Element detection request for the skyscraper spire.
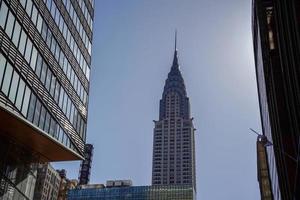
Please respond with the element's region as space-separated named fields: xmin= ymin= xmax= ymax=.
xmin=173 ymin=30 xmax=179 ymax=67
xmin=175 ymin=29 xmax=177 ymax=50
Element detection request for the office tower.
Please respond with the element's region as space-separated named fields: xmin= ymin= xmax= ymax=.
xmin=33 ymin=163 xmax=61 ymax=200
xmin=78 ymin=144 xmax=94 ymax=185
xmin=151 ymin=35 xmax=196 ymax=191
xmin=257 ymin=136 xmax=273 ymax=200
xmin=252 ymin=0 xmax=300 ymax=199
xmin=68 ymin=181 xmax=194 ymax=200
xmin=0 ymin=0 xmax=94 ymax=198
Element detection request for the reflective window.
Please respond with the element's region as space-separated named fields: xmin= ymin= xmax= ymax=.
xmin=8 ymin=70 xmax=20 ymax=103
xmin=0 ymin=1 xmax=8 ymax=28
xmin=31 ymin=6 xmax=38 ymax=25
xmin=5 ymin=12 xmax=15 ymax=38
xmin=30 ymin=47 xmax=38 ymax=71
xmin=36 ymin=14 xmax=43 ymax=32
xmin=27 ymin=93 xmax=36 ymax=122
xmin=1 ymin=62 xmax=13 ymax=96
xmin=50 ymin=76 xmax=56 ymax=96
xmin=15 ymin=79 xmax=25 ymax=110
xmin=40 ymin=62 xmax=47 ymax=84
xmin=18 ymin=30 xmax=27 ymax=55
xmin=59 ymin=88 xmax=64 ymax=108
xmin=0 ymin=54 xmax=5 ymax=84
xmin=44 ymin=112 xmax=50 ymax=133
xmin=21 ymin=86 xmax=31 ymax=116
xmin=25 ymin=0 xmax=33 ymax=15
xmin=54 ymin=83 xmax=60 ymax=102
xmin=20 ymin=0 xmax=26 ymax=7
xmin=33 ymin=99 xmax=41 ymax=126
xmin=24 ymin=39 xmax=33 ymax=63
xmin=45 ymin=68 xmax=52 ymax=91
xmin=39 ymin=106 xmax=46 ymax=130
xmin=35 ymin=54 xmax=43 ymax=77
xmin=12 ymin=21 xmax=21 ymax=46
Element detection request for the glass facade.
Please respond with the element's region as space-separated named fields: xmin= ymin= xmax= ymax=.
xmin=68 ymin=185 xmax=195 ymax=200
xmin=0 ymin=0 xmax=94 ymax=198
xmin=0 ymin=0 xmax=94 ymax=160
xmin=252 ymin=0 xmax=300 ymax=199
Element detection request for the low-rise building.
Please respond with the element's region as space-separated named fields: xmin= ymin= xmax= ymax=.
xmin=68 ymin=180 xmax=194 ymax=200
xmin=56 ymin=169 xmax=78 ymax=200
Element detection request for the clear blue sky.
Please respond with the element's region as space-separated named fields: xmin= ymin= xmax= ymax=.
xmin=53 ymin=0 xmax=262 ymax=199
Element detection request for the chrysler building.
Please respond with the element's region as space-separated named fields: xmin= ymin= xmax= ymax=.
xmin=152 ymin=34 xmax=196 ymax=191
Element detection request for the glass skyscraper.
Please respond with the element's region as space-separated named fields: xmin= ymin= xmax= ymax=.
xmin=0 ymin=0 xmax=94 ymax=198
xmin=252 ymin=0 xmax=300 ymax=199
xmin=151 ymin=35 xmax=196 ymax=192
xmin=68 ymin=185 xmax=195 ymax=200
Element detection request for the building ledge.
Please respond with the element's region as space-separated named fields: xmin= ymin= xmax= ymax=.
xmin=0 ymin=104 xmax=83 ymax=162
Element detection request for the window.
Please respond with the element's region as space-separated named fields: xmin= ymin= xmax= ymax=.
xmin=30 ymin=47 xmax=38 ymax=70
xmin=2 ymin=62 xmax=13 ymax=96
xmin=31 ymin=6 xmax=38 ymax=25
xmin=41 ymin=22 xmax=47 ymax=40
xmin=21 ymin=86 xmax=31 ymax=116
xmin=5 ymin=11 xmax=15 ymax=38
xmin=44 ymin=112 xmax=50 ymax=132
xmin=36 ymin=14 xmax=43 ymax=32
xmin=20 ymin=0 xmax=26 ymax=7
xmin=50 ymin=76 xmax=56 ymax=96
xmin=59 ymin=88 xmax=64 ymax=108
xmin=0 ymin=1 xmax=8 ymax=28
xmin=8 ymin=70 xmax=20 ymax=103
xmin=18 ymin=30 xmax=27 ymax=55
xmin=54 ymin=83 xmax=60 ymax=102
xmin=12 ymin=21 xmax=21 ymax=46
xmin=39 ymin=106 xmax=46 ymax=130
xmin=49 ymin=119 xmax=57 ymax=137
xmin=0 ymin=54 xmax=6 ymax=84
xmin=35 ymin=54 xmax=43 ymax=77
xmin=24 ymin=39 xmax=33 ymax=63
xmin=62 ymin=94 xmax=68 ymax=113
xmin=27 ymin=93 xmax=36 ymax=122
xmin=15 ymin=79 xmax=25 ymax=110
xmin=33 ymin=99 xmax=41 ymax=126
xmin=25 ymin=0 xmax=33 ymax=16
xmin=45 ymin=68 xmax=52 ymax=91
xmin=40 ymin=62 xmax=47 ymax=84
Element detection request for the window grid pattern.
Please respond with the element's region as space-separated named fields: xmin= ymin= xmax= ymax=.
xmin=73 ymin=0 xmax=93 ymax=32
xmin=2 ymin=0 xmax=88 ymax=140
xmin=64 ymin=0 xmax=92 ymax=46
xmin=46 ymin=0 xmax=92 ymax=66
xmin=37 ymin=0 xmax=91 ymax=84
xmin=0 ymin=26 xmax=84 ymax=153
xmin=0 ymin=52 xmax=76 ymax=152
xmin=82 ymin=0 xmax=93 ymax=20
xmin=68 ymin=185 xmax=195 ymax=200
xmin=6 ymin=0 xmax=88 ymax=118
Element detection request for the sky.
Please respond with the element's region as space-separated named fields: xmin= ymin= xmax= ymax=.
xmin=53 ymin=0 xmax=262 ymax=199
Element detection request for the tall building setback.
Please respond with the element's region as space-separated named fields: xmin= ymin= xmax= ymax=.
xmin=0 ymin=0 xmax=94 ymax=198
xmin=252 ymin=0 xmax=300 ymax=199
xmin=78 ymin=144 xmax=94 ymax=185
xmin=151 ymin=35 xmax=196 ymax=191
xmin=33 ymin=163 xmax=61 ymax=200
